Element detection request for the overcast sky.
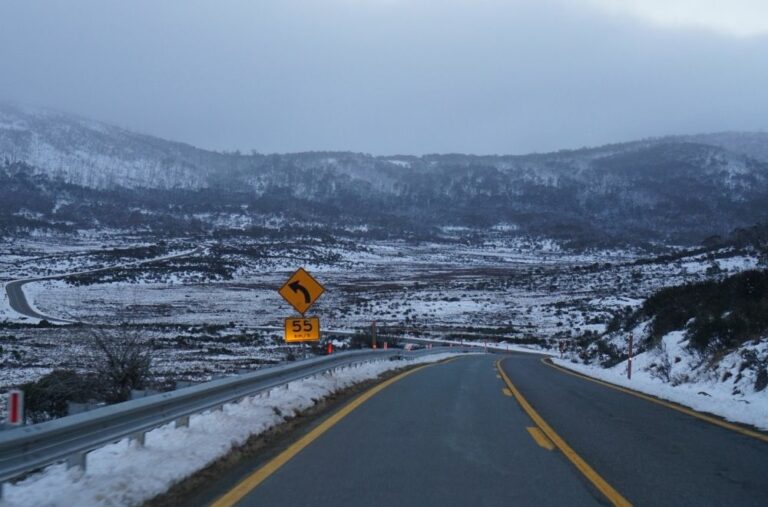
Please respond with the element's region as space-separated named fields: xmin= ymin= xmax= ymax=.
xmin=1 ymin=0 xmax=767 ymax=155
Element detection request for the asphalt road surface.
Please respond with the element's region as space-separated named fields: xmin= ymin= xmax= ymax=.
xmin=202 ymin=353 xmax=768 ymax=507
xmin=4 ymin=279 xmax=68 ymax=322
xmin=500 ymin=354 xmax=768 ymax=506
xmin=3 ymin=247 xmax=203 ymax=323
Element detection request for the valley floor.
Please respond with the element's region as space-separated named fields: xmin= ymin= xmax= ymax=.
xmin=0 ymin=231 xmax=764 ymax=417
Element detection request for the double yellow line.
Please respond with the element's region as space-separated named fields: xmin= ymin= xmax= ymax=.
xmin=496 ymin=359 xmax=633 ymax=507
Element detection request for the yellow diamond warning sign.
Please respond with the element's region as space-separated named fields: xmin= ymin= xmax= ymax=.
xmin=279 ymin=267 xmax=325 ymax=315
xmin=284 ymin=317 xmax=321 ymax=342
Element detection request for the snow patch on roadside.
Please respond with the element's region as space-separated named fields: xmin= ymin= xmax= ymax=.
xmin=2 ymin=352 xmax=468 ymax=507
xmin=554 ymin=336 xmax=768 ymax=431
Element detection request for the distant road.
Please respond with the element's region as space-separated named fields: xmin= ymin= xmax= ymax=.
xmin=192 ymin=353 xmax=768 ymax=506
xmin=3 ymin=247 xmax=203 ymax=324
xmin=4 ymin=278 xmax=70 ymax=323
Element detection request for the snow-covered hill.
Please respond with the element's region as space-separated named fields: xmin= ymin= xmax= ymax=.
xmin=3 ymin=102 xmax=768 ymax=244
xmin=571 ymin=265 xmax=768 ymax=424
xmin=0 ymin=103 xmax=224 ymax=188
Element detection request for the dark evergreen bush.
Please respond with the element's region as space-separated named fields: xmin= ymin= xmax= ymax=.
xmin=634 ymin=270 xmax=768 ymax=351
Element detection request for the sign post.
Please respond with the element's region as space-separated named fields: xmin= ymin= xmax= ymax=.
xmin=7 ymin=389 xmax=24 ymax=426
xmin=279 ymin=268 xmax=326 ymax=343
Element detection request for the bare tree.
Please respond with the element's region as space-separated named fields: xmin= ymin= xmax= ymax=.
xmin=87 ymin=326 xmax=153 ymax=403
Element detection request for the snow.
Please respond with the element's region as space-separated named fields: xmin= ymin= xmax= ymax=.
xmin=588 ymin=296 xmax=643 ymax=309
xmin=716 ymin=256 xmax=759 ymax=272
xmin=0 ymin=247 xmax=200 ymax=324
xmin=14 ymin=282 xmax=52 ymax=321
xmin=3 ymin=233 xmax=765 ymax=421
xmin=0 ymin=282 xmax=39 ymax=324
xmin=1 ymin=352 xmax=468 ymax=507
xmin=553 ymin=336 xmax=768 ymax=431
xmin=406 ymin=336 xmax=553 ymax=356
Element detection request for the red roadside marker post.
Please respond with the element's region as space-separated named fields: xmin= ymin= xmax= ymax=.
xmin=371 ymin=320 xmax=377 ymax=349
xmin=7 ymin=389 xmax=24 ymax=426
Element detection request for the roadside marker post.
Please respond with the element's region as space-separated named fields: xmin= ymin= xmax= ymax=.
xmin=627 ymin=333 xmax=633 ymax=380
xmin=7 ymin=389 xmax=24 ymax=426
xmin=371 ymin=321 xmax=377 ymax=349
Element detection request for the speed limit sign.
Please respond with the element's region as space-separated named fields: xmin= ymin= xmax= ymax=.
xmin=284 ymin=317 xmax=321 ymax=342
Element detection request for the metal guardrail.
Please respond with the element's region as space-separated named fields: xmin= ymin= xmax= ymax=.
xmin=0 ymin=346 xmax=466 ymax=487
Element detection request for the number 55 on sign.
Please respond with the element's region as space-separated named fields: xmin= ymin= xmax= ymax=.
xmin=284 ymin=317 xmax=320 ymax=342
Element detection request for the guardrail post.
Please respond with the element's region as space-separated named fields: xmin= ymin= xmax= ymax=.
xmin=175 ymin=415 xmax=190 ymax=428
xmin=67 ymin=452 xmax=87 ymax=471
xmin=130 ymin=431 xmax=146 ymax=446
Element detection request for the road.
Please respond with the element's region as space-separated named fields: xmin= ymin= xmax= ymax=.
xmin=4 ymin=279 xmax=69 ymax=322
xmin=196 ymin=353 xmax=768 ymax=507
xmin=3 ymin=247 xmax=203 ymax=323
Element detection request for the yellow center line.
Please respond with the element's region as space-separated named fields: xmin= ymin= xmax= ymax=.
xmin=541 ymin=358 xmax=768 ymax=444
xmin=210 ymin=358 xmax=459 ymax=507
xmin=527 ymin=427 xmax=555 ymax=451
xmin=496 ymin=360 xmax=632 ymax=507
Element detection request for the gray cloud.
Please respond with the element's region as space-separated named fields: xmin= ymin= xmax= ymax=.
xmin=1 ymin=0 xmax=766 ymax=155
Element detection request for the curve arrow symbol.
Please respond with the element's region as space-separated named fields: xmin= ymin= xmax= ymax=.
xmin=289 ymin=281 xmax=311 ymax=303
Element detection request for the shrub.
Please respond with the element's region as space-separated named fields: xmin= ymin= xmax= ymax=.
xmin=21 ymin=370 xmax=99 ymax=423
xmin=88 ymin=328 xmax=154 ymax=403
xmin=634 ymin=270 xmax=768 ymax=351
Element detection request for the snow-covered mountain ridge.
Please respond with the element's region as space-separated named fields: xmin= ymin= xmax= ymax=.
xmin=3 ymin=102 xmax=767 ymax=191
xmin=0 ymin=103 xmax=228 ymax=189
xmin=2 ymin=102 xmax=768 ymax=244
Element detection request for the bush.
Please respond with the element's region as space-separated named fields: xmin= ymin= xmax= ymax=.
xmin=755 ymin=368 xmax=768 ymax=392
xmin=88 ymin=328 xmax=154 ymax=403
xmin=634 ymin=270 xmax=768 ymax=351
xmin=21 ymin=370 xmax=99 ymax=423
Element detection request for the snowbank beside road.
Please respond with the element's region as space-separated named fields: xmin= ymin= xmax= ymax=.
xmin=553 ymin=336 xmax=768 ymax=432
xmin=2 ymin=352 xmax=466 ymax=507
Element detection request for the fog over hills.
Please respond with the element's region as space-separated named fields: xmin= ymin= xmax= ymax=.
xmin=2 ymin=102 xmax=767 ymax=245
